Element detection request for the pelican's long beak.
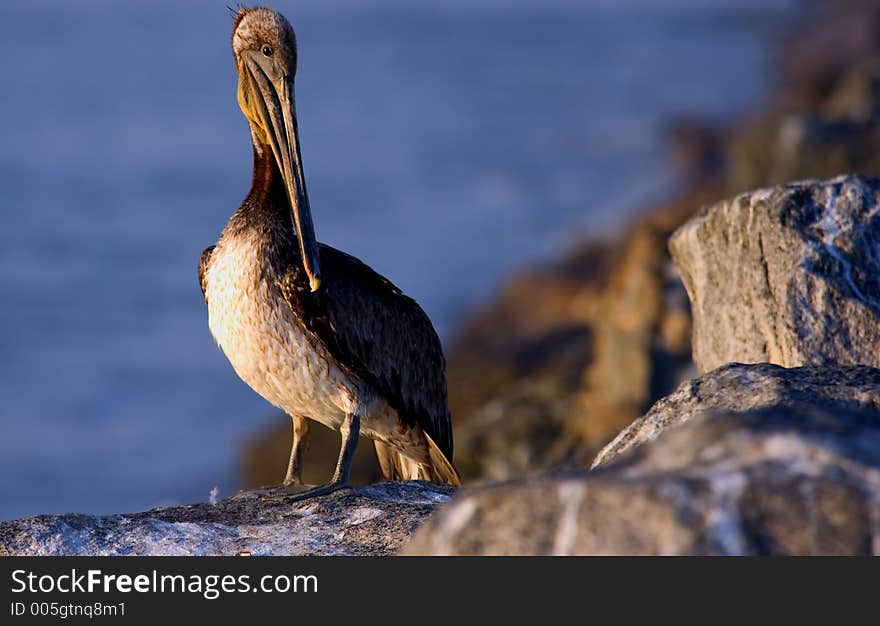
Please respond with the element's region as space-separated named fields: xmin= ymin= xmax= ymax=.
xmin=246 ymin=58 xmax=321 ymax=291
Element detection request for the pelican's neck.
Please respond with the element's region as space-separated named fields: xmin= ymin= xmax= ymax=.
xmin=247 ymin=142 xmax=289 ymax=214
xmin=223 ymin=140 xmax=299 ymax=273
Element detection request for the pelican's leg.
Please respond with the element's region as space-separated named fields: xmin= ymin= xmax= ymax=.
xmin=283 ymin=415 xmax=310 ymax=486
xmin=281 ymin=411 xmax=360 ymax=502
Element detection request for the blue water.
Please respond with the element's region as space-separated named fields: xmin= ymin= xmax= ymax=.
xmin=0 ymin=0 xmax=793 ymax=519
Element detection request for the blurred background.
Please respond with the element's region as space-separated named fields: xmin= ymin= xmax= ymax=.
xmin=7 ymin=0 xmax=875 ymax=520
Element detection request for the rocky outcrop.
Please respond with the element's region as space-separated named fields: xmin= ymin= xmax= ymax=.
xmin=570 ymin=221 xmax=694 ymax=452
xmin=0 ymin=482 xmax=453 ymax=556
xmin=404 ymin=364 xmax=880 ymax=555
xmin=592 ymin=362 xmax=880 ymax=468
xmin=670 ymin=175 xmax=880 ymax=373
xmin=729 ymin=2 xmax=880 ymax=195
xmin=443 ymin=0 xmax=880 ymax=480
xmin=445 ymin=199 xmax=700 ymax=481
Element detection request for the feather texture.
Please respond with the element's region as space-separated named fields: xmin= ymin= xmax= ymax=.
xmin=278 ymin=244 xmax=454 ymax=462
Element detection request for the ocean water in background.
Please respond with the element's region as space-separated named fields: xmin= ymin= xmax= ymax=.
xmin=0 ymin=0 xmax=793 ymax=519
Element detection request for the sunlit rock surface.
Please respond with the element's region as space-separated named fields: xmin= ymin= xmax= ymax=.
xmin=0 ymin=482 xmax=453 ymax=556
xmin=405 ymin=364 xmax=880 ymax=555
xmin=592 ymin=362 xmax=880 ymax=468
xmin=671 ymin=175 xmax=880 ymax=373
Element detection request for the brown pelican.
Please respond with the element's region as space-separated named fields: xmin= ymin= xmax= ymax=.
xmin=199 ymin=6 xmax=460 ymax=499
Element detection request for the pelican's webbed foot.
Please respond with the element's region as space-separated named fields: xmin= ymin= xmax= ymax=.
xmin=275 ymin=480 xmax=349 ymax=502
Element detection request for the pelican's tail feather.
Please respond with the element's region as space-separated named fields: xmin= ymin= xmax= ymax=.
xmin=373 ymin=435 xmax=461 ymax=486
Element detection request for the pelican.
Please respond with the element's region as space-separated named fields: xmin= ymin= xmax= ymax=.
xmin=199 ymin=6 xmax=460 ymax=499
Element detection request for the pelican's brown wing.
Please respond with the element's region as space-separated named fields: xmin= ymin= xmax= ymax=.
xmin=278 ymin=244 xmax=453 ymax=460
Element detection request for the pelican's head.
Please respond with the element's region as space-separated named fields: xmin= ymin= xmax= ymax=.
xmin=233 ymin=6 xmax=320 ymax=292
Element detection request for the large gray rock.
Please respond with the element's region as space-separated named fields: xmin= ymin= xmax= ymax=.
xmin=0 ymin=482 xmax=453 ymax=556
xmin=592 ymin=362 xmax=880 ymax=468
xmin=404 ymin=364 xmax=880 ymax=555
xmin=670 ymin=175 xmax=880 ymax=373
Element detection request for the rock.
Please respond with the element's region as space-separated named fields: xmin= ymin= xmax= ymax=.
xmin=569 ymin=222 xmax=694 ymax=454
xmin=723 ymin=0 xmax=880 ymax=195
xmin=728 ymin=35 xmax=880 ymax=195
xmin=670 ymin=175 xmax=880 ymax=373
xmin=443 ymin=240 xmax=615 ymax=480
xmin=665 ymin=118 xmax=725 ymax=184
xmin=592 ymin=362 xmax=880 ymax=468
xmin=727 ymin=110 xmax=880 ymax=195
xmin=821 ymin=59 xmax=880 ymax=122
xmin=404 ymin=364 xmax=880 ymax=555
xmin=0 ymin=482 xmax=453 ymax=556
xmin=777 ymin=0 xmax=880 ymax=112
xmin=445 ymin=192 xmax=705 ymax=481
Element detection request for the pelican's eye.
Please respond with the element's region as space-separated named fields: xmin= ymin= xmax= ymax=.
xmin=261 ymin=44 xmax=273 ymax=57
